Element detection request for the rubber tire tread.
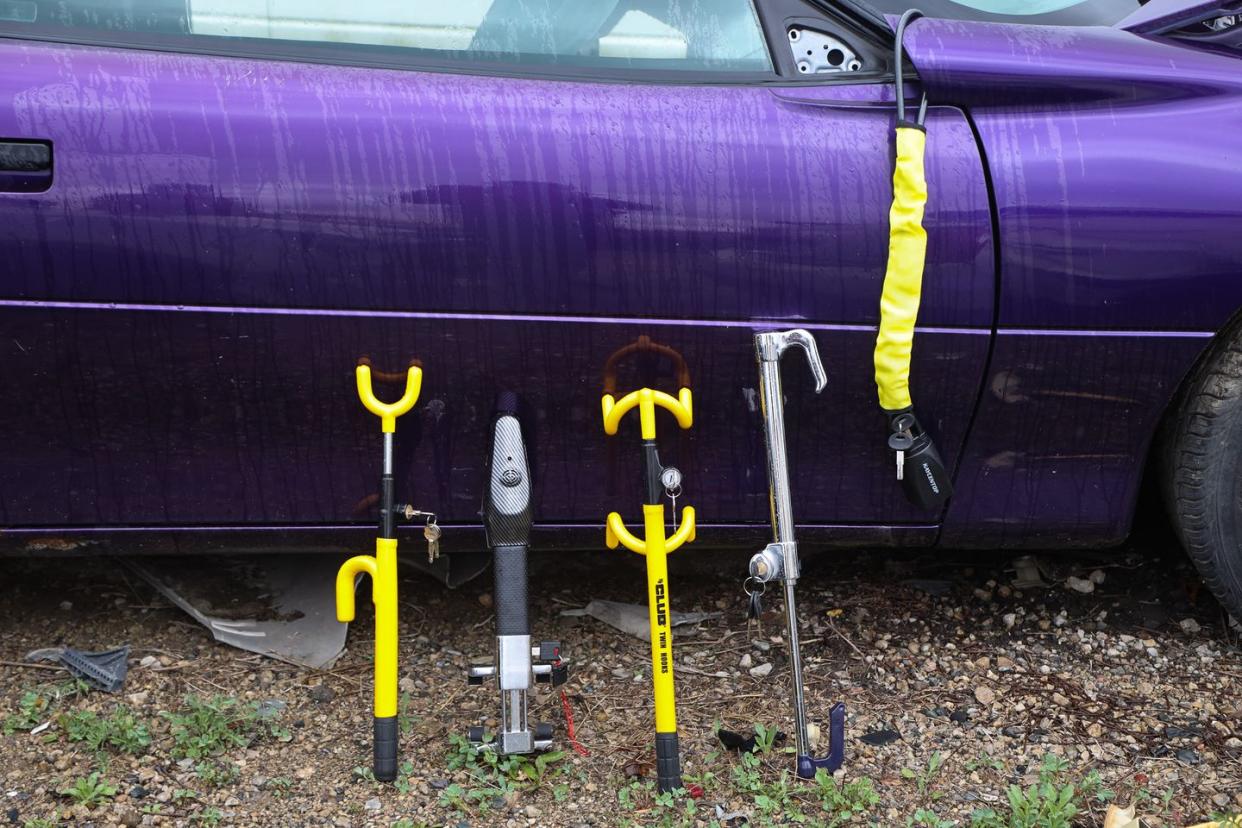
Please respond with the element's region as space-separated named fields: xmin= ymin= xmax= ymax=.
xmin=1161 ymin=317 xmax=1242 ymax=621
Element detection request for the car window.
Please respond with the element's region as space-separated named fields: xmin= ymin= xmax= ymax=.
xmin=861 ymin=0 xmax=1144 ymax=26
xmin=0 ymin=0 xmax=773 ymax=73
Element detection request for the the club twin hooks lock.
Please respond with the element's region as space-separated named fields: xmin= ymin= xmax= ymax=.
xmin=335 ymin=359 xmax=424 ymax=782
xmin=601 ymin=384 xmax=696 ymax=793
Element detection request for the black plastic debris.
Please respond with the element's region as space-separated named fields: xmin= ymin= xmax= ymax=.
xmin=59 ymin=645 xmax=129 ymax=693
xmin=716 ymin=726 xmax=787 ymax=754
xmin=860 ymin=727 xmax=901 ymax=746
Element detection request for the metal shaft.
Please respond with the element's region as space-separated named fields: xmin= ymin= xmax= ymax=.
xmin=756 ymin=354 xmax=812 ymax=767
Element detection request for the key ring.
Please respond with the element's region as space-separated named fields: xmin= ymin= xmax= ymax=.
xmin=743 ymin=576 xmax=766 ymax=598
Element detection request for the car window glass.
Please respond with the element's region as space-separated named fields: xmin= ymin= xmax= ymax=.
xmin=861 ymin=0 xmax=1142 ymax=26
xmin=0 ymin=0 xmax=774 ymax=72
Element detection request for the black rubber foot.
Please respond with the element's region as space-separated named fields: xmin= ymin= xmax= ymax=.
xmin=534 ymin=722 xmax=554 ymax=742
xmin=655 ymin=732 xmax=682 ymax=793
xmin=374 ymin=716 xmax=398 ymax=781
xmin=468 ymin=726 xmax=487 ymax=744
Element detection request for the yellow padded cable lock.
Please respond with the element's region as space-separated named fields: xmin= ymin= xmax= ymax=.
xmin=874 ymin=125 xmax=927 ymax=414
xmin=873 ymin=8 xmax=953 ymax=511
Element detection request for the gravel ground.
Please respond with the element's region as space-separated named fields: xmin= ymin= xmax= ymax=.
xmin=2 ymin=526 xmax=1240 ymax=827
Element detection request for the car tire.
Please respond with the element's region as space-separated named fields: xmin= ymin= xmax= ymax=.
xmin=1162 ymin=321 xmax=1242 ymax=621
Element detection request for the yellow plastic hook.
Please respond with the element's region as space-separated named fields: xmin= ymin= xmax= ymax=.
xmin=601 ymin=387 xmax=692 ymax=440
xmin=356 ymin=363 xmax=422 ymax=433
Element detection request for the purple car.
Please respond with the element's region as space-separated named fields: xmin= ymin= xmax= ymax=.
xmin=1 ymin=0 xmax=1241 ymax=612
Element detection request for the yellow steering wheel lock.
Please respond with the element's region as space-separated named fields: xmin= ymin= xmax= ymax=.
xmin=335 ymin=358 xmax=425 ymax=781
xmin=601 ymin=383 xmax=696 ymax=793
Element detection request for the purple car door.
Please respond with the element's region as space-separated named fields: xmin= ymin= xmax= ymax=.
xmin=0 ymin=1 xmax=993 ymax=544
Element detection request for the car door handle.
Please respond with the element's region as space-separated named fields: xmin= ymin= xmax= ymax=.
xmin=0 ymin=140 xmax=52 ymax=193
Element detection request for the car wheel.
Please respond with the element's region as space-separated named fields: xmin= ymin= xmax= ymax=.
xmin=1163 ymin=322 xmax=1242 ymax=621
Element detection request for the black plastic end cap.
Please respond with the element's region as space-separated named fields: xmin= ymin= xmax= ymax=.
xmin=534 ymin=722 xmax=554 ymax=742
xmin=655 ymin=732 xmax=682 ymax=793
xmin=373 ymin=716 xmax=399 ymax=782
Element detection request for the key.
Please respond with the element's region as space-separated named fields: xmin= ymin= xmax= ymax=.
xmin=887 ymin=431 xmax=914 ymax=482
xmin=747 ymin=588 xmax=763 ymax=621
xmin=424 ymin=520 xmax=442 ymax=563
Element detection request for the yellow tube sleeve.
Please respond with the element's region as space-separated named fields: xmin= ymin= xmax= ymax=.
xmin=874 ymin=126 xmax=928 ymax=413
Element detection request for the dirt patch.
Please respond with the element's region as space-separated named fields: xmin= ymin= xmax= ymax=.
xmin=1 ymin=532 xmax=1240 ymax=827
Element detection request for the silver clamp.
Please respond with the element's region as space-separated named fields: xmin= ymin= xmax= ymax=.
xmin=748 ymin=540 xmax=801 ymax=584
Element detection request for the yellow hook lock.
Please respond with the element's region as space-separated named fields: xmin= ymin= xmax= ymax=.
xmin=601 ymin=382 xmax=694 ymax=792
xmin=336 ymin=359 xmax=423 ymax=781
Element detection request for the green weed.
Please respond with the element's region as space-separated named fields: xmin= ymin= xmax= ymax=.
xmin=161 ymin=695 xmax=288 ymax=760
xmin=969 ymin=754 xmax=1103 ymax=828
xmin=4 ymin=681 xmax=90 ymax=734
xmin=60 ymin=707 xmax=151 ymax=755
xmin=815 ymin=770 xmax=880 ymax=825
xmin=194 ymin=759 xmax=240 ymax=788
xmin=57 ymin=772 xmax=117 ymax=809
xmin=903 ymin=751 xmax=947 ymax=801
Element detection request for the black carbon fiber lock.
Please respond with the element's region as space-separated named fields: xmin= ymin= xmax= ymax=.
xmin=888 ymin=411 xmax=953 ymax=511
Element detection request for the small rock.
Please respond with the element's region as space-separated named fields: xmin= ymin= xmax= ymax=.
xmin=430 ymin=778 xmax=450 ymax=790
xmin=974 ymin=686 xmax=996 ymax=705
xmin=129 ymin=786 xmax=148 ymax=800
xmin=996 ymin=656 xmax=1015 ymax=669
xmin=751 ymin=640 xmax=771 ymax=652
xmin=309 ymin=684 xmax=335 ymax=704
xmin=1066 ymin=576 xmax=1095 ymax=594
xmin=525 ymin=806 xmax=542 ymax=819
xmin=860 ymin=728 xmax=901 ymax=746
xmin=478 ymin=592 xmax=494 ymax=609
xmin=398 ymin=676 xmax=416 ymax=693
xmin=1052 ymin=693 xmax=1070 ymax=707
xmin=115 ymin=805 xmax=141 ymax=827
xmin=739 ymin=654 xmax=753 ymax=669
xmin=1176 ymin=748 xmax=1201 ymax=765
xmin=364 ymin=798 xmax=381 ymax=812
xmin=295 ymin=766 xmax=316 ymax=780
xmin=58 ymin=601 xmax=72 ymax=611
xmin=1088 ymin=569 xmax=1106 ymax=585
xmin=1087 ymin=723 xmax=1103 ymax=738
xmin=139 ymin=655 xmax=159 ymax=669
xmin=1179 ymin=618 xmax=1201 ymax=634
xmin=748 ymin=662 xmax=773 ymax=678
xmin=1002 ymin=613 xmax=1017 ymax=630
xmin=126 ymin=691 xmax=149 ymax=706
xmin=973 ymin=657 xmax=990 ymax=670
xmin=949 ymin=708 xmax=970 ymax=724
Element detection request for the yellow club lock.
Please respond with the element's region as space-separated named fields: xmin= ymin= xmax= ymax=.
xmin=601 ymin=376 xmax=694 ymax=793
xmin=336 ymin=359 xmax=422 ymax=782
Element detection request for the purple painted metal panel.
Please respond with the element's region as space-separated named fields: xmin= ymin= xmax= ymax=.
xmin=0 ymin=304 xmax=987 ymax=527
xmin=941 ymin=330 xmax=1210 ymax=547
xmin=905 ymin=19 xmax=1242 ymax=332
xmin=0 ymin=38 xmax=995 ymax=534
xmin=0 ymin=39 xmax=992 ymax=328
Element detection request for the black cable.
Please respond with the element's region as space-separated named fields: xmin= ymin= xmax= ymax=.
xmin=894 ymin=8 xmax=924 ymax=125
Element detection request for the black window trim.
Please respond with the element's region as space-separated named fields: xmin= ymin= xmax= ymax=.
xmin=0 ymin=0 xmax=899 ymax=88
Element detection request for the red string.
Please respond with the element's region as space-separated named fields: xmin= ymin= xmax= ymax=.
xmin=559 ymin=688 xmax=590 ymax=757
